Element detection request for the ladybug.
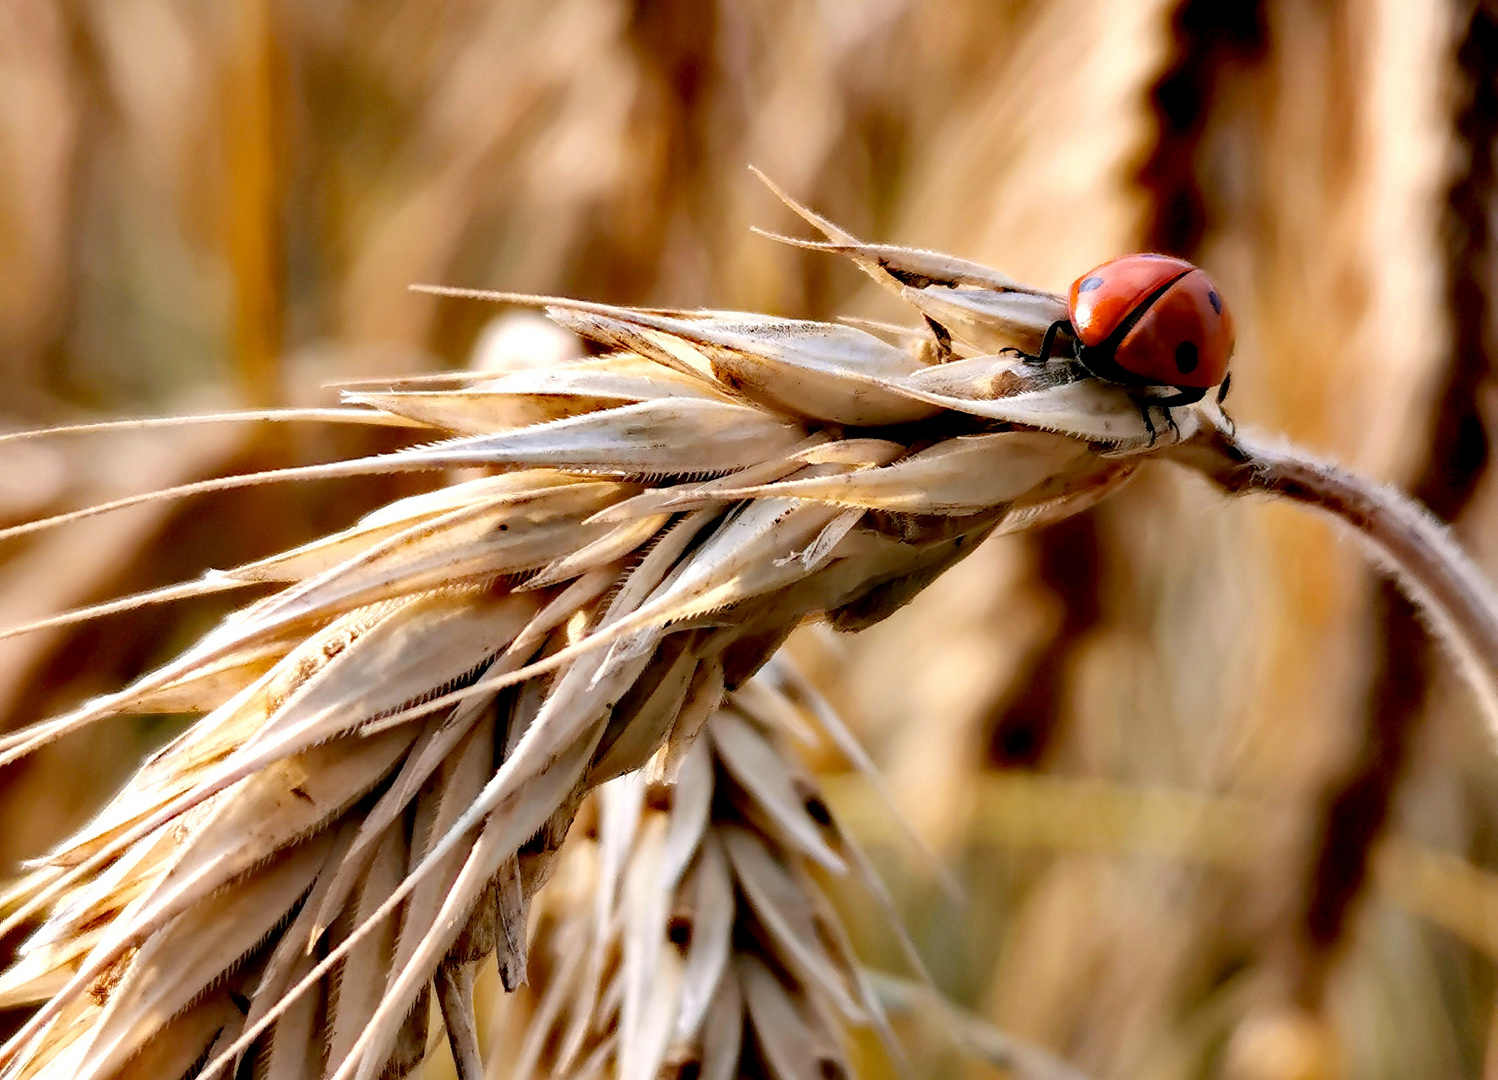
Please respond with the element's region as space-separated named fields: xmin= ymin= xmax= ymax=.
xmin=1026 ymin=254 xmax=1235 ymax=407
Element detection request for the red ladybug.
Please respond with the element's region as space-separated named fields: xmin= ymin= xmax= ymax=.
xmin=1028 ymin=254 xmax=1235 ymax=406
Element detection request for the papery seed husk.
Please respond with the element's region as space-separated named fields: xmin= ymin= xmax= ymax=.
xmin=389 ymin=397 xmax=808 ymax=478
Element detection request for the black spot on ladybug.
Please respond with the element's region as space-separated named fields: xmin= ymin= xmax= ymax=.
xmin=1174 ymin=341 xmax=1199 ymax=374
xmin=1207 ymin=290 xmax=1222 ymax=314
xmin=1077 ymin=276 xmax=1104 ymax=293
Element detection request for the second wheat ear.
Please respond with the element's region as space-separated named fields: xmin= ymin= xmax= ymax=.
xmin=0 ymin=178 xmax=1492 ymax=1080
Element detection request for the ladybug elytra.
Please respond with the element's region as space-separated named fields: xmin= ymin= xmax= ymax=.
xmin=1026 ymin=254 xmax=1235 ymax=407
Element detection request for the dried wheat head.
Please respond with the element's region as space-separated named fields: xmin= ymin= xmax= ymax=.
xmin=0 ymin=180 xmax=1221 ymax=1080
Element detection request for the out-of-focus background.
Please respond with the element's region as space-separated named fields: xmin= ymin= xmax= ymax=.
xmin=1 ymin=1 xmax=1496 ymax=1077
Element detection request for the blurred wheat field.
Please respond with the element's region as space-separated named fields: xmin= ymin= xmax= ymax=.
xmin=1 ymin=1 xmax=1497 ymax=1079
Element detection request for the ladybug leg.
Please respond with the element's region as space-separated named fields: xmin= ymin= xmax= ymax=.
xmin=1136 ymin=386 xmax=1214 ymax=443
xmin=1134 ymin=398 xmax=1159 ymax=444
xmin=1034 ymin=319 xmax=1072 ymax=364
xmin=1131 ymin=400 xmax=1184 ymax=445
xmin=1214 ymin=376 xmax=1237 ymax=435
xmin=1002 ymin=320 xmax=1074 ymax=365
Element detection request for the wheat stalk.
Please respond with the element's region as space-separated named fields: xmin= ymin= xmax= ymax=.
xmin=0 ymin=178 xmax=1491 ymax=1080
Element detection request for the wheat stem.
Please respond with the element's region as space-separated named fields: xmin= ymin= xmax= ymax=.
xmin=1169 ymin=418 xmax=1498 ymax=716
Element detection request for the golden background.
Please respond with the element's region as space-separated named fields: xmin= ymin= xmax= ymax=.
xmin=0 ymin=1 xmax=1494 ymax=1077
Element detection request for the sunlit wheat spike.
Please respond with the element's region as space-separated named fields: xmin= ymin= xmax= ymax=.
xmin=0 ymin=195 xmax=1230 ymax=1080
xmin=508 ymin=678 xmax=908 ymax=1080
